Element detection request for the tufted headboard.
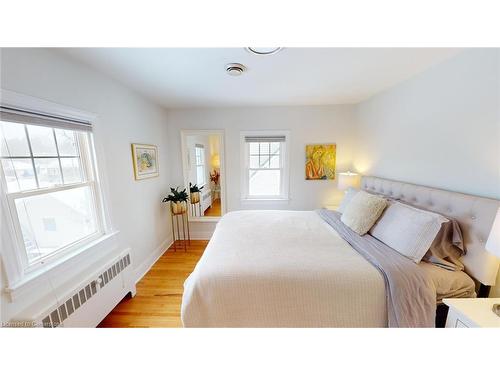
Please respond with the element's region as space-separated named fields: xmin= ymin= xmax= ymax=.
xmin=361 ymin=176 xmax=500 ymax=286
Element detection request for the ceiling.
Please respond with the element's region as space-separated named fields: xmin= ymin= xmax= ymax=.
xmin=61 ymin=48 xmax=462 ymax=109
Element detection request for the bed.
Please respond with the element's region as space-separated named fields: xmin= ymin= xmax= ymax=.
xmin=181 ymin=176 xmax=500 ymax=327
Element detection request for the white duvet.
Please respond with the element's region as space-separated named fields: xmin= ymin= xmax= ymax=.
xmin=181 ymin=210 xmax=387 ymax=327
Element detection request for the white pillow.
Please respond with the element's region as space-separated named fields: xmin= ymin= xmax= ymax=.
xmin=341 ymin=191 xmax=388 ymax=235
xmin=337 ymin=187 xmax=359 ymax=213
xmin=369 ymin=201 xmax=448 ymax=263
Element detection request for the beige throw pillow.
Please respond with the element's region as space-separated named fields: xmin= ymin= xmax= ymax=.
xmin=341 ymin=191 xmax=387 ymax=235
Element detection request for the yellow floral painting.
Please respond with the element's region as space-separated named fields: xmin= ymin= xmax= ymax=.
xmin=305 ymin=144 xmax=336 ymax=180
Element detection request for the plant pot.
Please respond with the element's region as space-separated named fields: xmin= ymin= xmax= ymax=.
xmin=171 ymin=201 xmax=187 ymax=215
xmin=190 ymin=191 xmax=200 ymax=204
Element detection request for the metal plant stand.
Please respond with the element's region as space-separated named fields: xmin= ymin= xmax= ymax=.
xmin=170 ymin=206 xmax=190 ymax=252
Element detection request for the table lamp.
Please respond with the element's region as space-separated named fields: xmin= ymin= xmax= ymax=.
xmin=211 ymin=153 xmax=220 ymax=169
xmin=338 ymin=171 xmax=361 ymax=191
xmin=485 ymin=207 xmax=500 ymax=317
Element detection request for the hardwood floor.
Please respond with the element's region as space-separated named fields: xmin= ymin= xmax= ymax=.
xmin=98 ymin=240 xmax=207 ymax=328
xmin=204 ymin=198 xmax=221 ymax=216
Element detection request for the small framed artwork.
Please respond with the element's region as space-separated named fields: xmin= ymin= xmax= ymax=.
xmin=131 ymin=143 xmax=159 ymax=180
xmin=305 ymin=144 xmax=336 ymax=180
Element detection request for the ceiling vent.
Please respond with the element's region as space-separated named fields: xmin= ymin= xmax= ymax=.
xmin=246 ymin=47 xmax=282 ymax=55
xmin=225 ymin=63 xmax=246 ymax=76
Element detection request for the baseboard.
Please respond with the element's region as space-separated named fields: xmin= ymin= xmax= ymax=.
xmin=134 ymin=236 xmax=173 ymax=284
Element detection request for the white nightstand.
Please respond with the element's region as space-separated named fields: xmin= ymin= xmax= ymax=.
xmin=443 ymin=298 xmax=500 ymax=328
xmin=323 ymin=205 xmax=339 ymax=211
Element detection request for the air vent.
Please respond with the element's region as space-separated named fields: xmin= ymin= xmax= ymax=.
xmin=245 ymin=47 xmax=282 ymax=55
xmin=41 ymin=254 xmax=131 ymax=328
xmin=225 ymin=63 xmax=246 ymax=76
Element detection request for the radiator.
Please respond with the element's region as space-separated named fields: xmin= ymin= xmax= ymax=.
xmin=200 ymin=189 xmax=212 ymax=214
xmin=37 ymin=252 xmax=134 ymax=328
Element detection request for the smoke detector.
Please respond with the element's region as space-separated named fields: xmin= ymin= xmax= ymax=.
xmin=225 ymin=63 xmax=246 ymax=76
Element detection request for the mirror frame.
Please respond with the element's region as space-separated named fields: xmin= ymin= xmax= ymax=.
xmin=180 ymin=129 xmax=226 ymax=222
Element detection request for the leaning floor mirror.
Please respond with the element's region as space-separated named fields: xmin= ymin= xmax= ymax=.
xmin=180 ymin=130 xmax=226 ymax=221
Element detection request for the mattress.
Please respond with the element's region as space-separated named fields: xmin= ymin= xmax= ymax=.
xmin=181 ymin=210 xmax=387 ymax=327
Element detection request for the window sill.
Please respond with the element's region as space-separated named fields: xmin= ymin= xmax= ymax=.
xmin=5 ymin=231 xmax=120 ymax=302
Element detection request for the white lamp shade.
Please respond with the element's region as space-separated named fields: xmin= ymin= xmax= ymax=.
xmin=485 ymin=208 xmax=500 ymax=258
xmin=338 ymin=172 xmax=361 ymax=191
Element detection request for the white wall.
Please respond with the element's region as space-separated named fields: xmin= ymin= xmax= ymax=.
xmin=0 ymin=48 xmax=172 ymax=321
xmin=167 ymin=105 xmax=357 ymax=237
xmin=354 ymin=49 xmax=500 ymax=200
xmin=353 ymin=49 xmax=500 ymax=295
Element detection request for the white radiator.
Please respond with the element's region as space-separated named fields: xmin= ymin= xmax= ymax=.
xmin=200 ymin=188 xmax=212 ymax=215
xmin=36 ymin=252 xmax=134 ymax=328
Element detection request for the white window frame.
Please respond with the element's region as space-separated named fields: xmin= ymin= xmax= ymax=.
xmin=195 ymin=144 xmax=206 ymax=187
xmin=0 ymin=90 xmax=117 ymax=299
xmin=2 ymin=131 xmax=105 ymax=273
xmin=240 ymin=130 xmax=290 ymax=201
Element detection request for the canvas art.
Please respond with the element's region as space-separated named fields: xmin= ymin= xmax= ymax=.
xmin=305 ymin=144 xmax=336 ymax=180
xmin=131 ymin=143 xmax=159 ymax=180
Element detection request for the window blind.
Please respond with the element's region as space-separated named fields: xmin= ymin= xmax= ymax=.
xmin=0 ymin=106 xmax=93 ymax=133
xmin=244 ymin=135 xmax=286 ymax=143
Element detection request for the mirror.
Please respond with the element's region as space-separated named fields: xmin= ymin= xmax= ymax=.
xmin=181 ymin=130 xmax=225 ymax=221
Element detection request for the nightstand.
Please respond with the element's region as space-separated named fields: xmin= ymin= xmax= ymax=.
xmin=443 ymin=298 xmax=500 ymax=328
xmin=323 ymin=205 xmax=339 ymax=211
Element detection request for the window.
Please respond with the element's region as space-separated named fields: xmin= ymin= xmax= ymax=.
xmin=241 ymin=132 xmax=290 ymax=200
xmin=195 ymin=144 xmax=206 ymax=186
xmin=0 ymin=106 xmax=106 ymax=273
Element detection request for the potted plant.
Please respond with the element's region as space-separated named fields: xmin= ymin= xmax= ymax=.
xmin=162 ymin=187 xmax=188 ymax=214
xmin=189 ymin=183 xmax=201 ymax=204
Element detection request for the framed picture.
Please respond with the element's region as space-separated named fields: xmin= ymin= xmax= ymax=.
xmin=131 ymin=143 xmax=159 ymax=180
xmin=305 ymin=144 xmax=336 ymax=180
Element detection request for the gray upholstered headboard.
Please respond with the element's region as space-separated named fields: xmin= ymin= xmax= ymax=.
xmin=361 ymin=176 xmax=500 ymax=286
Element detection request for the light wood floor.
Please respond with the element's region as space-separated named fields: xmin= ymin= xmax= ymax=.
xmin=98 ymin=240 xmax=207 ymax=328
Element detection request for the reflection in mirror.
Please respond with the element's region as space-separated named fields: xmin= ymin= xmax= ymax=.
xmin=182 ymin=131 xmax=225 ymax=220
